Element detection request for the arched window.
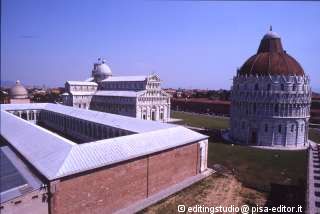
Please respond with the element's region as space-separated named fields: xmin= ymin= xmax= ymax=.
xmin=291 ymin=124 xmax=294 ymax=132
xmin=281 ymin=84 xmax=284 ymax=91
xmin=267 ymin=84 xmax=271 ymax=91
xmin=254 ymin=83 xmax=259 ymax=91
xmin=278 ymin=125 xmax=282 ymax=133
xmin=292 ymin=84 xmax=296 ymax=91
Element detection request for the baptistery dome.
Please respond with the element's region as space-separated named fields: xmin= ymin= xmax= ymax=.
xmin=239 ymin=28 xmax=304 ymax=76
xmin=229 ymin=27 xmax=311 ymax=148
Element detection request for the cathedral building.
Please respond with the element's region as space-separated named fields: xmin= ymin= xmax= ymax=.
xmin=230 ymin=28 xmax=311 ymax=147
xmin=62 ymin=59 xmax=171 ymax=122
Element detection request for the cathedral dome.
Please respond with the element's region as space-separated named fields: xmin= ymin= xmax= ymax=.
xmin=238 ymin=28 xmax=304 ymax=76
xmin=95 ymin=59 xmax=112 ymax=76
xmin=9 ymin=80 xmax=28 ymax=99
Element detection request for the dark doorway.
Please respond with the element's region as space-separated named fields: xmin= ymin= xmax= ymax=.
xmin=151 ymin=111 xmax=156 ymax=121
xmin=250 ymin=131 xmax=257 ymax=145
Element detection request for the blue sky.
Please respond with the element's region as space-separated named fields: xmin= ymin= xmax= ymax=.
xmin=1 ymin=1 xmax=320 ymax=91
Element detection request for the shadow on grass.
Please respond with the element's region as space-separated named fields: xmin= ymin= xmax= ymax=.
xmin=264 ymin=181 xmax=305 ymax=213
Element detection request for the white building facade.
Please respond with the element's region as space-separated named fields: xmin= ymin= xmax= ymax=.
xmin=62 ymin=59 xmax=171 ymax=122
xmin=230 ymin=29 xmax=311 ymax=147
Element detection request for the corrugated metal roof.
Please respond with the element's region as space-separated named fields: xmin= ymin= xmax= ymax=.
xmin=102 ymin=75 xmax=147 ymax=82
xmin=57 ymin=126 xmax=207 ymax=178
xmin=1 ymin=103 xmax=208 ymax=180
xmin=66 ymin=81 xmax=98 ymax=86
xmin=70 ymin=91 xmax=96 ymax=96
xmin=94 ymin=90 xmax=145 ymax=97
xmin=1 ymin=103 xmax=47 ymax=111
xmin=43 ymin=103 xmax=173 ymax=133
xmin=1 ymin=110 xmax=74 ymax=180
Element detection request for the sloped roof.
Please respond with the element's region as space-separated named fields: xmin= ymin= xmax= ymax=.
xmin=56 ymin=126 xmax=205 ymax=178
xmin=66 ymin=81 xmax=98 ymax=86
xmin=70 ymin=91 xmax=96 ymax=96
xmin=0 ymin=110 xmax=74 ymax=180
xmin=0 ymin=146 xmax=44 ymax=203
xmin=0 ymin=103 xmax=207 ymax=180
xmin=43 ymin=104 xmax=173 ymax=133
xmin=94 ymin=90 xmax=146 ymax=97
xmin=102 ymin=75 xmax=147 ymax=82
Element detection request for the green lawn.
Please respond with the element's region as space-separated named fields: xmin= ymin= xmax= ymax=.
xmin=309 ymin=128 xmax=320 ymax=144
xmin=172 ymin=111 xmax=307 ymax=191
xmin=141 ymin=112 xmax=308 ymax=212
xmin=207 ymin=142 xmax=307 ymax=192
xmin=171 ymin=111 xmax=229 ymax=129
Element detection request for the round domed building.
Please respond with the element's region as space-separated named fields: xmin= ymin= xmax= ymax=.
xmin=230 ymin=27 xmax=311 ymax=147
xmin=92 ymin=58 xmax=112 ymax=82
xmin=9 ymin=80 xmax=30 ymax=104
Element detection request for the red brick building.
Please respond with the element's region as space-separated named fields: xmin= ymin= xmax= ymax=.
xmin=51 ymin=143 xmax=200 ymax=213
xmin=1 ymin=103 xmax=209 ymax=214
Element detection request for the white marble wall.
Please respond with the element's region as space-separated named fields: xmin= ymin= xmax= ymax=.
xmin=62 ymin=77 xmax=171 ymax=122
xmin=230 ymin=74 xmax=311 ymax=147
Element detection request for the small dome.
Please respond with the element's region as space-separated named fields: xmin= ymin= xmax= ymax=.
xmin=238 ymin=28 xmax=305 ymax=76
xmin=9 ymin=80 xmax=28 ymax=99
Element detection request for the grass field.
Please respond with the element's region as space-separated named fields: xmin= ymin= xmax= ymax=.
xmin=141 ymin=111 xmax=308 ymax=213
xmin=172 ymin=111 xmax=307 ymax=188
xmin=142 ymin=141 xmax=306 ymax=213
xmin=309 ymin=128 xmax=320 ymax=143
xmin=141 ymin=173 xmax=267 ymax=214
xmin=208 ymin=142 xmax=307 ymax=192
xmin=171 ymin=111 xmax=229 ymax=129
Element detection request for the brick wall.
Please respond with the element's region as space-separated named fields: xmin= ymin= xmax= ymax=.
xmin=50 ymin=143 xmax=199 ymax=214
xmin=148 ymin=143 xmax=198 ymax=195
